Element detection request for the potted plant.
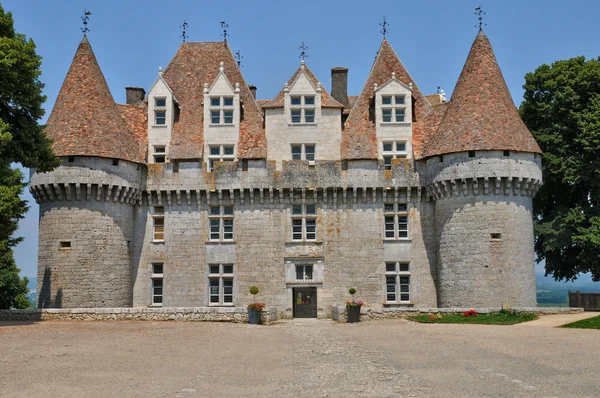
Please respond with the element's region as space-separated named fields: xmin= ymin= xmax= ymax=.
xmin=346 ymin=288 xmax=364 ymax=323
xmin=247 ymin=286 xmax=265 ymax=325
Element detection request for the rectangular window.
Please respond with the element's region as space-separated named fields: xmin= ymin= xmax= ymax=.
xmin=223 ymin=97 xmax=233 ymax=107
xmin=291 ymin=145 xmax=302 ymax=160
xmin=304 ymin=109 xmax=315 ymax=123
xmin=304 ymin=96 xmax=315 ymax=105
xmin=291 ymin=204 xmax=317 ymax=241
xmin=382 ymin=109 xmax=392 ymax=123
xmin=211 ymin=110 xmax=220 ymax=124
xmin=291 ymin=110 xmax=301 ymax=123
xmin=207 ymin=145 xmax=235 ymax=172
xmin=210 ymin=97 xmax=220 ymax=107
xmin=291 ymin=144 xmax=316 ymax=162
xmin=381 ymin=95 xmax=407 ymax=123
xmin=395 ymin=109 xmax=405 ymax=122
xmin=385 ymin=262 xmax=411 ymax=303
xmin=208 ymin=205 xmax=234 ymax=241
xmin=395 ymin=95 xmax=405 ymax=105
xmin=153 ymin=146 xmax=166 ymax=163
xmin=223 ymin=111 xmax=233 ymax=124
xmin=152 ymin=206 xmax=165 ymax=241
xmin=291 ymin=96 xmax=302 ymax=106
xmin=305 ymin=145 xmax=315 ymax=161
xmin=151 ymin=262 xmax=164 ymax=306
xmin=155 ymin=111 xmax=166 ymax=125
xmin=383 ymin=203 xmax=409 ymax=240
xmin=382 ymin=96 xmax=392 ymax=105
xmin=295 ymin=264 xmax=314 ymax=281
xmin=155 ymin=98 xmax=166 ymax=108
xmin=381 ymin=141 xmax=408 ymax=169
xmin=208 ymin=264 xmax=234 ymax=305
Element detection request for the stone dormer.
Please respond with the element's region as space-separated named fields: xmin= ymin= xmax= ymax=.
xmin=374 ymin=73 xmax=414 ymax=165
xmin=203 ymin=62 xmax=241 ymax=171
xmin=147 ymin=67 xmax=178 ymax=164
xmin=264 ymin=61 xmax=343 ymax=169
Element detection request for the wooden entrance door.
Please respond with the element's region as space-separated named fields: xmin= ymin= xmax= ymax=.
xmin=293 ymin=287 xmax=317 ymax=318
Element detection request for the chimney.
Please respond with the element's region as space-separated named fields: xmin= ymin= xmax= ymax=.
xmin=331 ymin=67 xmax=348 ymax=107
xmin=248 ymin=85 xmax=257 ymax=99
xmin=125 ymin=87 xmax=146 ymax=105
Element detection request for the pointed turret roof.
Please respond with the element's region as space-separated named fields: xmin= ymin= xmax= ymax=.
xmin=421 ymin=29 xmax=541 ymax=158
xmin=261 ymin=62 xmax=344 ymax=109
xmin=45 ymin=36 xmax=146 ymax=164
xmin=162 ymin=41 xmax=265 ymax=159
xmin=342 ymin=39 xmax=432 ymax=159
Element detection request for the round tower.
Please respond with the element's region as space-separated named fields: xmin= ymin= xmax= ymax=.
xmin=422 ymin=29 xmax=543 ymax=308
xmin=31 ymin=36 xmax=146 ymax=308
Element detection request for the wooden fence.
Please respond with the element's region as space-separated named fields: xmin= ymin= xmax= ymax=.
xmin=569 ymin=291 xmax=600 ymax=311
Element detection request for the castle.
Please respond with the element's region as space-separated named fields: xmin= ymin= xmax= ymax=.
xmin=30 ymin=27 xmax=543 ymax=318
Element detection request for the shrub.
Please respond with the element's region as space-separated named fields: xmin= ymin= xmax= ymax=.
xmin=349 ymin=288 xmax=356 ymax=295
xmin=462 ymin=309 xmax=479 ymax=317
xmin=249 ymin=286 xmax=259 ymax=295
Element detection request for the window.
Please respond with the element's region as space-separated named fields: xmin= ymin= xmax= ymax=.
xmin=381 ymin=94 xmax=407 ymax=123
xmin=59 ymin=241 xmax=71 ymax=249
xmin=154 ymin=97 xmax=167 ymax=125
xmin=151 ymin=263 xmax=164 ymax=306
xmin=208 ymin=263 xmax=234 ymax=305
xmin=209 ymin=96 xmax=235 ymax=124
xmin=291 ymin=204 xmax=317 ymax=241
xmin=153 ymin=146 xmax=166 ymax=163
xmin=468 ymin=150 xmax=476 ymax=158
xmin=384 ymin=203 xmax=409 ymax=239
xmin=112 ymin=158 xmax=119 ymax=166
xmin=490 ymin=233 xmax=502 ymax=240
xmin=503 ymin=150 xmax=510 ymax=157
xmin=291 ymin=144 xmax=316 ymax=162
xmin=385 ymin=262 xmax=411 ymax=303
xmin=289 ymin=95 xmax=316 ymax=123
xmin=382 ymin=141 xmax=408 ymax=170
xmin=209 ymin=205 xmax=234 ymax=241
xmin=152 ymin=206 xmax=165 ymax=241
xmin=296 ymin=264 xmax=314 ymax=281
xmin=68 ymin=156 xmax=75 ymax=162
xmin=207 ymin=145 xmax=235 ymax=171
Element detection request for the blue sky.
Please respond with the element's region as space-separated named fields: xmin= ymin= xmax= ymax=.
xmin=4 ymin=0 xmax=600 ymax=278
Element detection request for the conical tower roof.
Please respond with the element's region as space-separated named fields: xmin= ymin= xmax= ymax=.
xmin=45 ymin=36 xmax=146 ymax=164
xmin=422 ymin=30 xmax=541 ymax=158
xmin=342 ymin=39 xmax=431 ymax=159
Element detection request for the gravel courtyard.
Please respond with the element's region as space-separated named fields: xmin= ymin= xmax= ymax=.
xmin=1 ymin=317 xmax=598 ymax=397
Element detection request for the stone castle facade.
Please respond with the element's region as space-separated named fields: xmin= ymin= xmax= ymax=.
xmin=30 ymin=28 xmax=543 ymax=318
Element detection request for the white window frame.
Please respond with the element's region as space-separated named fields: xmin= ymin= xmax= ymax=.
xmin=385 ymin=262 xmax=411 ymax=303
xmin=290 ymin=95 xmax=316 ymax=124
xmin=154 ymin=97 xmax=167 ymax=126
xmin=291 ymin=204 xmax=317 ymax=241
xmin=151 ymin=262 xmax=164 ymax=306
xmin=384 ymin=203 xmax=409 ymax=240
xmin=209 ymin=96 xmax=235 ymax=125
xmin=208 ymin=205 xmax=234 ymax=241
xmin=381 ymin=95 xmax=407 ymax=123
xmin=382 ymin=141 xmax=408 ymax=170
xmin=291 ymin=144 xmax=316 ymax=162
xmin=153 ymin=145 xmax=166 ymax=164
xmin=152 ymin=206 xmax=165 ymax=242
xmin=208 ymin=263 xmax=234 ymax=306
xmin=295 ymin=264 xmax=314 ymax=281
xmin=207 ymin=144 xmax=235 ymax=172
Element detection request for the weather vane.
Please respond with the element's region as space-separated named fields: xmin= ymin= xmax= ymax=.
xmin=181 ymin=20 xmax=188 ymax=42
xmin=298 ymin=42 xmax=308 ymax=61
xmin=81 ymin=9 xmax=91 ymax=36
xmin=475 ymin=6 xmax=486 ymax=29
xmin=235 ymin=50 xmax=243 ymax=68
xmin=380 ymin=16 xmax=388 ymax=38
xmin=221 ymin=20 xmax=229 ymax=41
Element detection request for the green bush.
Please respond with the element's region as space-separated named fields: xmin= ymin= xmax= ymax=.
xmin=348 ymin=288 xmax=356 ymax=295
xmin=249 ymin=286 xmax=259 ymax=295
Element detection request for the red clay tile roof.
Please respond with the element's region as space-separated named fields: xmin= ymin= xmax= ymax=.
xmin=425 ymin=94 xmax=444 ymax=106
xmin=261 ymin=62 xmax=344 ymax=109
xmin=421 ymin=30 xmax=541 ymax=158
xmin=162 ymin=41 xmax=265 ymax=159
xmin=117 ymin=104 xmax=148 ymax=159
xmin=45 ymin=36 xmax=146 ymax=164
xmin=342 ymin=39 xmax=432 ymax=159
xmin=413 ymin=102 xmax=448 ymax=159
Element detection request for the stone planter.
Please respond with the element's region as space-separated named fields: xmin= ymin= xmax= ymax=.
xmin=248 ymin=308 xmax=261 ymax=325
xmin=346 ymin=305 xmax=361 ymax=323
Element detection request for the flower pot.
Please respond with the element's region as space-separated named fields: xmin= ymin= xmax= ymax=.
xmin=248 ymin=308 xmax=262 ymax=325
xmin=346 ymin=305 xmax=361 ymax=323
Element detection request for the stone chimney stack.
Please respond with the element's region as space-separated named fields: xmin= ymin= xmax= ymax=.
xmin=125 ymin=87 xmax=146 ymax=105
xmin=331 ymin=67 xmax=348 ymax=107
xmin=248 ymin=85 xmax=257 ymax=99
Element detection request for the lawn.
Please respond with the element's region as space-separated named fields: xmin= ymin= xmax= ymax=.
xmin=561 ymin=314 xmax=600 ymax=329
xmin=409 ymin=313 xmax=537 ymax=325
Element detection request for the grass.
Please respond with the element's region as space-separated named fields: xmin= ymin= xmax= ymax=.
xmin=409 ymin=312 xmax=538 ymax=325
xmin=561 ymin=314 xmax=600 ymax=329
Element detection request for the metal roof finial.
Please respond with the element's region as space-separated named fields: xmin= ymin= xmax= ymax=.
xmin=298 ymin=42 xmax=308 ymax=61
xmin=181 ymin=20 xmax=188 ymax=42
xmin=81 ymin=9 xmax=91 ymax=36
xmin=221 ymin=20 xmax=229 ymax=41
xmin=380 ymin=16 xmax=388 ymax=38
xmin=235 ymin=50 xmax=243 ymax=68
xmin=475 ymin=6 xmax=487 ymax=29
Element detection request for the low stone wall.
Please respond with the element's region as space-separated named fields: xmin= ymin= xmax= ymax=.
xmin=331 ymin=306 xmax=585 ymax=322
xmin=0 ymin=307 xmax=275 ymax=325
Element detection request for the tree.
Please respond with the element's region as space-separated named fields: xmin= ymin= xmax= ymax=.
xmin=520 ymin=56 xmax=600 ymax=281
xmin=0 ymin=5 xmax=59 ymax=308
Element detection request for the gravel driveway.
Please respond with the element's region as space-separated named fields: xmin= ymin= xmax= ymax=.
xmin=1 ymin=318 xmax=598 ymax=397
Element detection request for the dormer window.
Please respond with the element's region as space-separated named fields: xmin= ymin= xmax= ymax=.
xmin=381 ymin=95 xmax=407 ymax=123
xmin=154 ymin=97 xmax=167 ymax=125
xmin=290 ymin=95 xmax=316 ymax=124
xmin=209 ymin=96 xmax=235 ymax=124
xmin=153 ymin=146 xmax=166 ymax=163
xmin=208 ymin=145 xmax=235 ymax=171
xmin=155 ymin=98 xmax=166 ymax=107
xmin=382 ymin=141 xmax=407 ymax=170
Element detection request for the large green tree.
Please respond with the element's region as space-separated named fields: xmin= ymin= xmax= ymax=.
xmin=520 ymin=56 xmax=600 ymax=281
xmin=0 ymin=5 xmax=59 ymax=308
